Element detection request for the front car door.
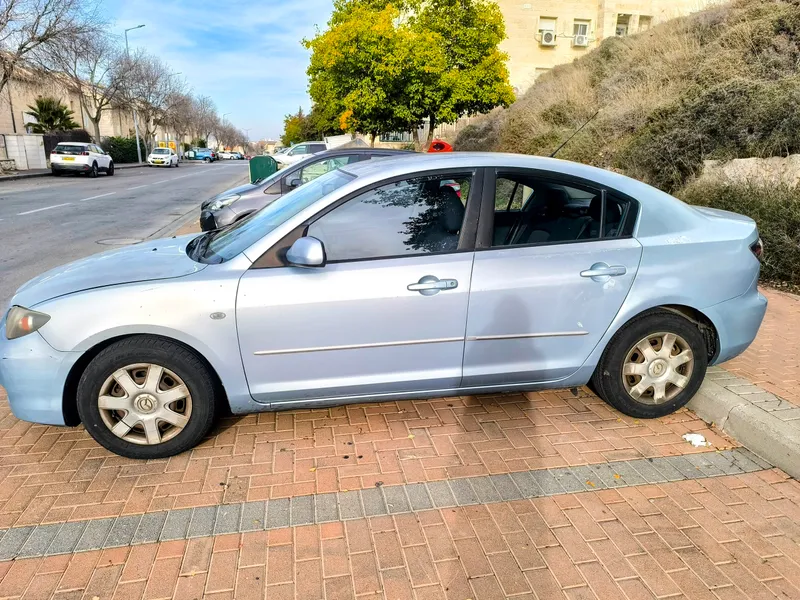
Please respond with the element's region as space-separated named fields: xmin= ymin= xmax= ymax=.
xmin=463 ymin=169 xmax=642 ymax=387
xmin=236 ymin=169 xmax=481 ymax=406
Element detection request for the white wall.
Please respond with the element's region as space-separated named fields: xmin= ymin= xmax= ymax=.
xmin=3 ymin=134 xmax=46 ymax=170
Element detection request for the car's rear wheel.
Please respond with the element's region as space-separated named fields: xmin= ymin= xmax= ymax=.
xmin=77 ymin=336 xmax=218 ymax=459
xmin=51 ymin=169 xmax=60 ymax=176
xmin=107 ymin=162 xmax=114 ymax=176
xmin=89 ymin=162 xmax=98 ymax=178
xmin=591 ymin=311 xmax=707 ymax=419
xmin=203 ymin=157 xmax=211 ymax=163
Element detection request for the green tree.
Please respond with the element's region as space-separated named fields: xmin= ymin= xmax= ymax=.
xmin=304 ymin=0 xmax=514 ymax=150
xmin=25 ymin=96 xmax=80 ymax=133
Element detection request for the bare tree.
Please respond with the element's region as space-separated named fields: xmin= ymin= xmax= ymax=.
xmin=0 ymin=0 xmax=102 ymax=98
xmin=43 ymin=33 xmax=130 ymax=141
xmin=158 ymin=91 xmax=194 ymax=150
xmin=122 ymin=52 xmax=183 ymax=153
xmin=190 ymin=94 xmax=217 ymax=143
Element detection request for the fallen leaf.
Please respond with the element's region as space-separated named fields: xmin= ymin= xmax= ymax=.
xmin=408 ymin=434 xmax=415 ymax=439
xmin=586 ymin=480 xmax=595 ymax=487
xmin=614 ymin=474 xmax=621 ymax=479
xmin=309 ymin=467 xmax=316 ymax=472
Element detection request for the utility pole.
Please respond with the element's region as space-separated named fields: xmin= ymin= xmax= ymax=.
xmin=125 ymin=24 xmax=145 ymax=163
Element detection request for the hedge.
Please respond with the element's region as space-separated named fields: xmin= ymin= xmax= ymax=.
xmin=101 ymin=136 xmax=146 ymax=164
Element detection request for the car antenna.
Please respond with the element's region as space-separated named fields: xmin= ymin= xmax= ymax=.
xmin=549 ymin=109 xmax=601 ymax=158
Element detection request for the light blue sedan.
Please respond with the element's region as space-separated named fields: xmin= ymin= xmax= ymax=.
xmin=0 ymin=153 xmax=767 ymax=458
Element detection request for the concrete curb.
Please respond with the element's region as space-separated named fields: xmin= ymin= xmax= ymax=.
xmin=688 ymin=378 xmax=800 ymax=479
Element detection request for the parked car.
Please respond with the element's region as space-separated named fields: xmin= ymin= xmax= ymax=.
xmin=218 ymin=151 xmax=240 ymax=160
xmin=0 ymin=153 xmax=767 ymax=458
xmin=147 ymin=147 xmax=179 ymax=167
xmin=272 ymin=141 xmax=327 ymax=167
xmin=199 ymin=147 xmax=412 ymax=231
xmin=50 ymin=142 xmax=114 ymax=177
xmin=186 ymin=147 xmax=216 ymax=162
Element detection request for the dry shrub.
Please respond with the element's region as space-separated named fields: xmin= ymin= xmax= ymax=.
xmin=456 ymin=0 xmax=800 ymax=191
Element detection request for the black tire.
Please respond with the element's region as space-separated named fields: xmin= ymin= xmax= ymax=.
xmin=89 ymin=162 xmax=98 ymax=178
xmin=175 ymin=161 xmax=179 ymax=167
xmin=76 ymin=336 xmax=218 ymax=459
xmin=203 ymin=157 xmax=211 ymax=163
xmin=107 ymin=162 xmax=114 ymax=176
xmin=591 ymin=310 xmax=708 ymax=419
xmin=51 ymin=169 xmax=60 ymax=176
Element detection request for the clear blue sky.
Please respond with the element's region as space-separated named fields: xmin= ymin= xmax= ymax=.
xmin=107 ymin=0 xmax=334 ymax=140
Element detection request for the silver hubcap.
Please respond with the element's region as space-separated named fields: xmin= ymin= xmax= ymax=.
xmin=622 ymin=332 xmax=694 ymax=405
xmin=98 ymin=363 xmax=192 ymax=445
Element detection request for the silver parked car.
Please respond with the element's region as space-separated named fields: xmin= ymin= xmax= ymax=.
xmin=200 ymin=147 xmax=410 ymax=231
xmin=0 ymin=153 xmax=767 ymax=459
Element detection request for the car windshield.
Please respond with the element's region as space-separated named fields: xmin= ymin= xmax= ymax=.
xmin=153 ymin=148 xmax=170 ymax=155
xmin=192 ymin=169 xmax=355 ymax=263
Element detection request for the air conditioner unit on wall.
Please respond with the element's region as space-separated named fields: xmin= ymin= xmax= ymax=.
xmin=540 ymin=30 xmax=557 ymax=46
xmin=573 ymin=34 xmax=589 ymax=47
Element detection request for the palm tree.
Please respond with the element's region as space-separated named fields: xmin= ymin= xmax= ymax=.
xmin=25 ymin=96 xmax=79 ymax=133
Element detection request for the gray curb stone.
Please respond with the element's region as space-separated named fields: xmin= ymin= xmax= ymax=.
xmin=689 ymin=379 xmax=800 ymax=479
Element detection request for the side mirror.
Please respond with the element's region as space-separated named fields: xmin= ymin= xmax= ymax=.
xmin=286 ymin=236 xmax=326 ymax=268
xmin=288 ymin=177 xmax=302 ymax=189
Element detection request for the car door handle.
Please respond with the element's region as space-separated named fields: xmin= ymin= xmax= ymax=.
xmin=408 ymin=276 xmax=458 ymax=296
xmin=580 ymin=264 xmax=627 ymax=278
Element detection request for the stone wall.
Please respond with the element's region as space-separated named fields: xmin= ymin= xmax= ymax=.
xmin=701 ymin=155 xmax=800 ymax=187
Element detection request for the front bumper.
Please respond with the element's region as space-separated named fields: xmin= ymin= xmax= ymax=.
xmin=148 ymin=160 xmax=170 ymax=166
xmin=0 ymin=327 xmax=79 ymax=426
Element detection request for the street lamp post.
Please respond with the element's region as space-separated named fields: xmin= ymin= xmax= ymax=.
xmin=125 ymin=24 xmax=145 ymax=164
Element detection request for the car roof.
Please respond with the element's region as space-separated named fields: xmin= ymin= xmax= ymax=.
xmin=56 ymin=141 xmax=89 ymax=146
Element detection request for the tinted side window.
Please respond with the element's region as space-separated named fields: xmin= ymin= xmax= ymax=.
xmin=307 ymin=174 xmax=472 ymax=262
xmin=309 ymin=144 xmax=327 ymax=153
xmin=492 ymin=174 xmax=629 ymax=247
xmin=300 ymin=155 xmax=357 ymax=184
xmin=289 ymin=145 xmax=307 ymax=155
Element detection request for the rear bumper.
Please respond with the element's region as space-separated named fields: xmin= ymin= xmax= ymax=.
xmin=706 ymin=278 xmax=768 ymax=364
xmin=0 ymin=327 xmax=78 ymax=426
xmin=52 ymin=163 xmax=90 ymax=172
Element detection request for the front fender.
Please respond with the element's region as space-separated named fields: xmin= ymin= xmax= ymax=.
xmin=33 ymin=268 xmax=257 ymax=411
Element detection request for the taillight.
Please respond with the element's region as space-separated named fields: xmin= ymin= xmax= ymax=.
xmin=81 ymin=151 xmax=89 ymax=156
xmin=750 ymin=237 xmax=764 ymax=261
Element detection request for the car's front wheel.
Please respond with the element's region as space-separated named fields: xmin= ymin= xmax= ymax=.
xmin=77 ymin=336 xmax=218 ymax=459
xmin=591 ymin=310 xmax=708 ymax=419
xmin=107 ymin=162 xmax=114 ymax=176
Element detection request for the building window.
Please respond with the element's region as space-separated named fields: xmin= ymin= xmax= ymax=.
xmin=616 ymin=14 xmax=630 ymax=36
xmin=538 ymin=17 xmax=556 ymax=33
xmin=573 ymin=20 xmax=590 ymax=37
xmin=639 ymin=16 xmax=653 ymax=32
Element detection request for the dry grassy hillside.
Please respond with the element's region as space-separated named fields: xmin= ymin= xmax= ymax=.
xmin=456 ymin=0 xmax=800 ymax=192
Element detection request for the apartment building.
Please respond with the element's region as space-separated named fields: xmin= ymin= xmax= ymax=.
xmin=0 ymin=68 xmax=135 ymax=138
xmin=498 ymin=0 xmax=718 ymax=92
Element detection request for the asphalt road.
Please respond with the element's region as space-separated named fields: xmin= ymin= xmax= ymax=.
xmin=0 ymin=161 xmax=250 ymax=309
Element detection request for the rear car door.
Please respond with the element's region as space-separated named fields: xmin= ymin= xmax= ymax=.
xmin=463 ymin=169 xmax=642 ymax=386
xmin=236 ymin=169 xmax=481 ymax=405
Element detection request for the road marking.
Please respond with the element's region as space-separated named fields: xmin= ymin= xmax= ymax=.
xmin=127 ymin=184 xmax=151 ymax=190
xmin=17 ymin=202 xmax=72 ymax=215
xmin=79 ymin=191 xmax=116 ymax=202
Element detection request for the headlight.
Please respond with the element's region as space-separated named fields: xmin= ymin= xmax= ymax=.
xmin=5 ymin=306 xmax=50 ymax=340
xmin=208 ymin=194 xmax=241 ymax=211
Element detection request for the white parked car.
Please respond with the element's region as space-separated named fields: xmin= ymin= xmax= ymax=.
xmin=218 ymin=151 xmax=235 ymax=160
xmin=50 ymin=142 xmax=114 ymax=177
xmin=147 ymin=148 xmax=179 ymax=167
xmin=272 ymin=142 xmax=327 ymax=167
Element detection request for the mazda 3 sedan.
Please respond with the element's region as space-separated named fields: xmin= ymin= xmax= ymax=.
xmin=0 ymin=153 xmax=767 ymax=458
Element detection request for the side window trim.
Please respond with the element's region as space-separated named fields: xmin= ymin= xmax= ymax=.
xmin=252 ymin=167 xmax=484 ymax=269
xmin=477 ymin=168 xmax=640 ymax=250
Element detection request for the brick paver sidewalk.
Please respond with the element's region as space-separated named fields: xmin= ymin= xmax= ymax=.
xmin=0 ymin=287 xmax=798 ymax=599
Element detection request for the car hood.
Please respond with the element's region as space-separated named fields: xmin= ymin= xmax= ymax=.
xmin=11 ymin=235 xmax=207 ymax=308
xmin=202 ymin=182 xmax=261 ymax=208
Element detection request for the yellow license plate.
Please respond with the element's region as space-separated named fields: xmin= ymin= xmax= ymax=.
xmin=154 ymin=160 xmax=163 ymax=163
xmin=62 ymin=156 xmax=75 ymax=161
